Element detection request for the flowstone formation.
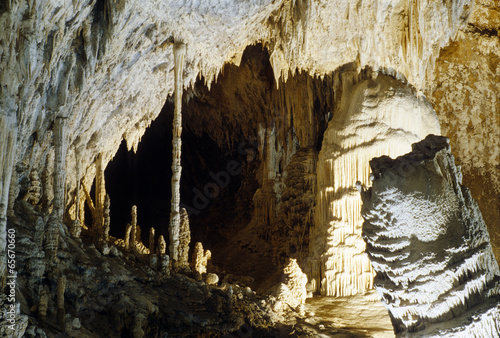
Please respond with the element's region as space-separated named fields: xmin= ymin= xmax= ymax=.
xmin=309 ymin=72 xmax=441 ymax=296
xmin=360 ymin=135 xmax=500 ymax=336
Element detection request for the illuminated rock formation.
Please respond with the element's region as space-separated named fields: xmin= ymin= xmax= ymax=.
xmin=360 ymin=135 xmax=500 ymax=336
xmin=193 ymin=242 xmax=211 ymax=275
xmin=275 ymin=258 xmax=308 ymax=312
xmin=309 ymin=72 xmax=441 ymax=296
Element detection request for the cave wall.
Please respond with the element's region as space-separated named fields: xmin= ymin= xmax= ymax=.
xmin=426 ymin=0 xmax=500 ymax=262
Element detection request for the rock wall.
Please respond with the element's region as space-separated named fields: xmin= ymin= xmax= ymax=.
xmin=360 ymin=135 xmax=500 ymax=336
xmin=308 ymin=72 xmax=440 ymax=296
xmin=426 ymin=0 xmax=500 ymax=263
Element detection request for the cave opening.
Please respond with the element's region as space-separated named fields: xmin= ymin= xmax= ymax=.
xmin=104 ymin=43 xmax=336 ymax=288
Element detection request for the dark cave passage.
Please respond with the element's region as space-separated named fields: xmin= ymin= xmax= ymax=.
xmin=104 ymin=44 xmax=337 ymax=288
xmin=104 ymin=109 xmax=259 ymax=254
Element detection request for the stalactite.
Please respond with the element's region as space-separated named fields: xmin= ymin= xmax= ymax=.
xmin=0 ymin=110 xmax=17 ymax=288
xmin=309 ymin=72 xmax=441 ymax=296
xmin=169 ymin=42 xmax=186 ymax=265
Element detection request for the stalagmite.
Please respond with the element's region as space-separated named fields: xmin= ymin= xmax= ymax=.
xmin=94 ymin=153 xmax=106 ymax=232
xmin=52 ymin=117 xmax=67 ymax=221
xmin=42 ymin=153 xmax=54 ymax=213
xmin=309 ymin=72 xmax=441 ymax=296
xmin=178 ymin=208 xmax=191 ymax=269
xmin=45 ymin=117 xmax=68 ymax=261
xmin=0 ymin=110 xmax=17 ymax=288
xmin=360 ymin=135 xmax=500 ymax=336
xmin=70 ymin=147 xmax=82 ymax=238
xmin=124 ymin=224 xmax=132 ymax=250
xmin=57 ymin=275 xmax=66 ymax=328
xmin=275 ymin=258 xmax=308 ymax=312
xmin=38 ymin=286 xmax=49 ymax=325
xmin=169 ymin=42 xmax=186 ymax=265
xmin=103 ymin=194 xmax=110 ymax=241
xmin=149 ymin=227 xmax=155 ymax=255
xmin=70 ymin=150 xmax=82 ymax=238
xmin=192 ymin=242 xmax=211 ymax=275
xmin=160 ymin=254 xmax=170 ymax=277
xmin=157 ymin=235 xmax=166 ymax=255
xmin=130 ymin=205 xmax=138 ymax=250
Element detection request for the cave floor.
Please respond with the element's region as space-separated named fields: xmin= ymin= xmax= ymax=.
xmin=285 ymin=292 xmax=394 ymax=337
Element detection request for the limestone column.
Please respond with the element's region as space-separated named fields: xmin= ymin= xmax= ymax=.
xmin=0 ymin=110 xmax=17 ymax=288
xmin=52 ymin=117 xmax=67 ymax=221
xmin=169 ymin=42 xmax=186 ymax=264
xmin=45 ymin=116 xmax=67 ymax=261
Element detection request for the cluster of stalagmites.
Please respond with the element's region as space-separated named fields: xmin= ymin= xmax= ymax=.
xmin=3 ymin=196 xmax=293 ymax=337
xmin=359 ymin=135 xmax=500 ymax=336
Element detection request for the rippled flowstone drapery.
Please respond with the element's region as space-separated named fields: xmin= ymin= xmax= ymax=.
xmin=360 ymin=135 xmax=500 ymax=336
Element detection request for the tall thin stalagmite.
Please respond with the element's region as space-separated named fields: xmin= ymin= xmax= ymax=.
xmin=169 ymin=42 xmax=186 ymax=265
xmin=45 ymin=116 xmax=67 ymax=261
xmin=53 ymin=117 xmax=67 ymax=221
xmin=95 ymin=153 xmax=106 ymax=233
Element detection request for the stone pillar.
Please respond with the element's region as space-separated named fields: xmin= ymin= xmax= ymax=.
xmin=169 ymin=42 xmax=186 ymax=265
